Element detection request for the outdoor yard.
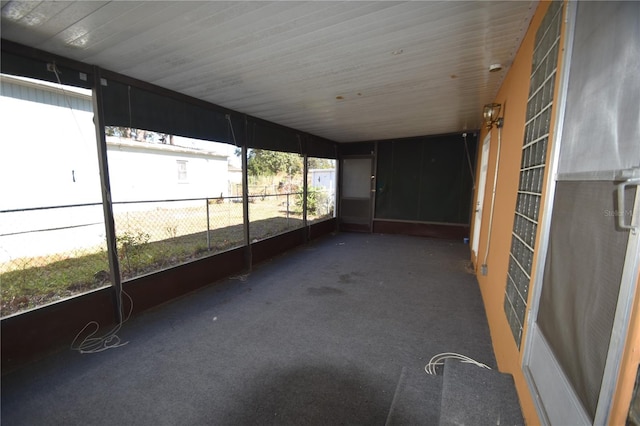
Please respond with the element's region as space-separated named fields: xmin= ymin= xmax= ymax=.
xmin=0 ymin=193 xmax=331 ymax=317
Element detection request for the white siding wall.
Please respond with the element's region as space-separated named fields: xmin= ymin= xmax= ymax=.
xmin=309 ymin=169 xmax=336 ymax=192
xmin=0 ymin=75 xmax=230 ymax=261
xmin=106 ymin=140 xmax=229 ymax=206
xmin=0 ymin=77 xmax=100 ymax=210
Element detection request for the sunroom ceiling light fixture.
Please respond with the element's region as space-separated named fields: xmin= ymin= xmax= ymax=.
xmin=483 ymin=103 xmax=503 ymax=129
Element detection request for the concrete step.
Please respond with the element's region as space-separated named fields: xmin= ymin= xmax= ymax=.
xmin=438 ymin=358 xmax=524 ymax=426
xmin=385 ymin=366 xmax=443 ymax=426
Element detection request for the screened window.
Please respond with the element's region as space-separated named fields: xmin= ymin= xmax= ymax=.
xmin=106 ymin=128 xmax=244 ymax=280
xmin=307 ymin=157 xmax=336 ymax=224
xmin=247 ymin=149 xmax=304 ymax=241
xmin=0 ymin=73 xmax=108 ymax=317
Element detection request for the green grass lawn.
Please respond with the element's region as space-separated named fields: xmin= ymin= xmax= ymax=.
xmin=0 ymin=197 xmax=329 ymax=317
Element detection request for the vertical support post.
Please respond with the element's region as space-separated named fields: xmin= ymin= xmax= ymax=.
xmin=206 ymin=198 xmax=211 ymax=251
xmin=299 ymin=134 xmax=308 ymax=240
xmin=91 ymin=66 xmax=123 ymax=323
xmin=286 ymin=192 xmax=290 ymax=225
xmin=286 ymin=165 xmax=291 ymax=226
xmin=335 ymin=144 xmax=340 ymax=232
xmin=303 ymin=151 xmax=309 ymax=235
xmin=370 ymin=142 xmax=378 ymax=233
xmin=241 ymin=116 xmax=251 ymax=269
xmin=328 ymin=177 xmax=332 ymax=217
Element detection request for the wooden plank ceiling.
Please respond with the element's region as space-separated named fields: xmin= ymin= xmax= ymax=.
xmin=1 ymin=1 xmax=537 ymax=142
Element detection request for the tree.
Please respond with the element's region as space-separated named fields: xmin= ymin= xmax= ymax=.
xmin=307 ymin=158 xmax=334 ymax=169
xmin=247 ymin=149 xmax=302 ymax=176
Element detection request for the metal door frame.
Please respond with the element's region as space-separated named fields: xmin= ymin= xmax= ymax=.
xmin=338 ymin=154 xmax=375 ymax=232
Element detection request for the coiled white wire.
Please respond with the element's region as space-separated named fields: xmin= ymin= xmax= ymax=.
xmin=71 ymin=290 xmax=133 ymax=354
xmin=424 ymin=352 xmax=492 ymax=375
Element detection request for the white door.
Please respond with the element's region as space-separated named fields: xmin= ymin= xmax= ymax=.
xmin=523 ymin=2 xmax=640 ymax=424
xmin=339 ymin=156 xmax=373 ymax=232
xmin=471 ymin=133 xmax=491 ymax=258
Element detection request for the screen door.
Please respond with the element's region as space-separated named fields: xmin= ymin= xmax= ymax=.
xmin=523 ymin=2 xmax=640 ymax=424
xmin=339 ymin=157 xmax=373 ymax=232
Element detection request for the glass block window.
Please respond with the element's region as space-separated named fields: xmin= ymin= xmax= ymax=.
xmin=504 ymin=0 xmax=563 ymax=348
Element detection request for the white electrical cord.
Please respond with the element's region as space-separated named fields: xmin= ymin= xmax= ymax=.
xmin=463 ymin=132 xmax=476 ymax=191
xmin=424 ymin=352 xmax=492 ymax=375
xmin=482 ymin=124 xmax=503 ymax=270
xmin=51 ymin=61 xmax=135 ymax=354
xmin=71 ymin=290 xmax=134 ymax=354
xmin=50 ymin=63 xmax=88 ymax=141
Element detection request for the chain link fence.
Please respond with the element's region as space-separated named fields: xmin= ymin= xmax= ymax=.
xmin=1 ymin=203 xmax=110 ymax=316
xmin=2 ymin=178 xmax=336 ymax=317
xmin=306 ymin=186 xmax=336 ymax=224
xmin=247 ymin=177 xmax=305 ymax=241
xmin=248 ymin=192 xmax=304 ymax=241
xmin=0 ymin=191 xmax=320 ymax=316
xmin=0 ymin=197 xmax=248 ymax=317
xmin=112 ymin=197 xmax=245 ymax=280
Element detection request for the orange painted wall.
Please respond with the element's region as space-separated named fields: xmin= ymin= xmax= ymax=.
xmin=472 ymin=1 xmax=640 ymax=424
xmin=470 ymin=2 xmax=555 ymax=424
xmin=610 ymin=269 xmax=640 ymax=425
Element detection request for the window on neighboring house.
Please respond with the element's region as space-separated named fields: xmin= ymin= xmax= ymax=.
xmin=177 ymin=160 xmax=188 ymax=183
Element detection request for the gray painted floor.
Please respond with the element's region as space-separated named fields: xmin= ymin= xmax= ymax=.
xmin=2 ymin=233 xmax=496 ymax=425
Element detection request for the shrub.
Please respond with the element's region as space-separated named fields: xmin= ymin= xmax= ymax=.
xmin=296 ymin=187 xmax=330 ymax=216
xmin=116 ymin=230 xmax=150 ymax=274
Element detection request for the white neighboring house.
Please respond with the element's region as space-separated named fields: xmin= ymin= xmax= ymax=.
xmin=308 ymin=169 xmax=336 ymax=193
xmin=227 ymin=163 xmax=243 ymax=198
xmin=0 ymin=73 xmax=230 ymax=261
xmin=106 ymin=136 xmax=229 ymax=209
xmin=308 ymin=168 xmax=336 ymax=216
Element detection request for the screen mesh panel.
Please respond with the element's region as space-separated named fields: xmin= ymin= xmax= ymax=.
xmin=538 ymin=181 xmax=632 ymax=418
xmin=556 ymin=2 xmax=640 ymax=174
xmin=340 ymin=158 xmax=372 ymax=225
xmin=101 ymin=80 xmax=232 ymax=144
xmin=375 ymin=134 xmax=476 ymax=224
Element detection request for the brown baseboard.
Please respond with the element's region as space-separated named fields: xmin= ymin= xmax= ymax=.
xmin=339 ymin=223 xmax=371 ymax=233
xmin=309 ymin=218 xmax=337 ymax=240
xmin=250 ymin=228 xmax=306 ymax=265
xmin=373 ymin=220 xmax=469 ymax=240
